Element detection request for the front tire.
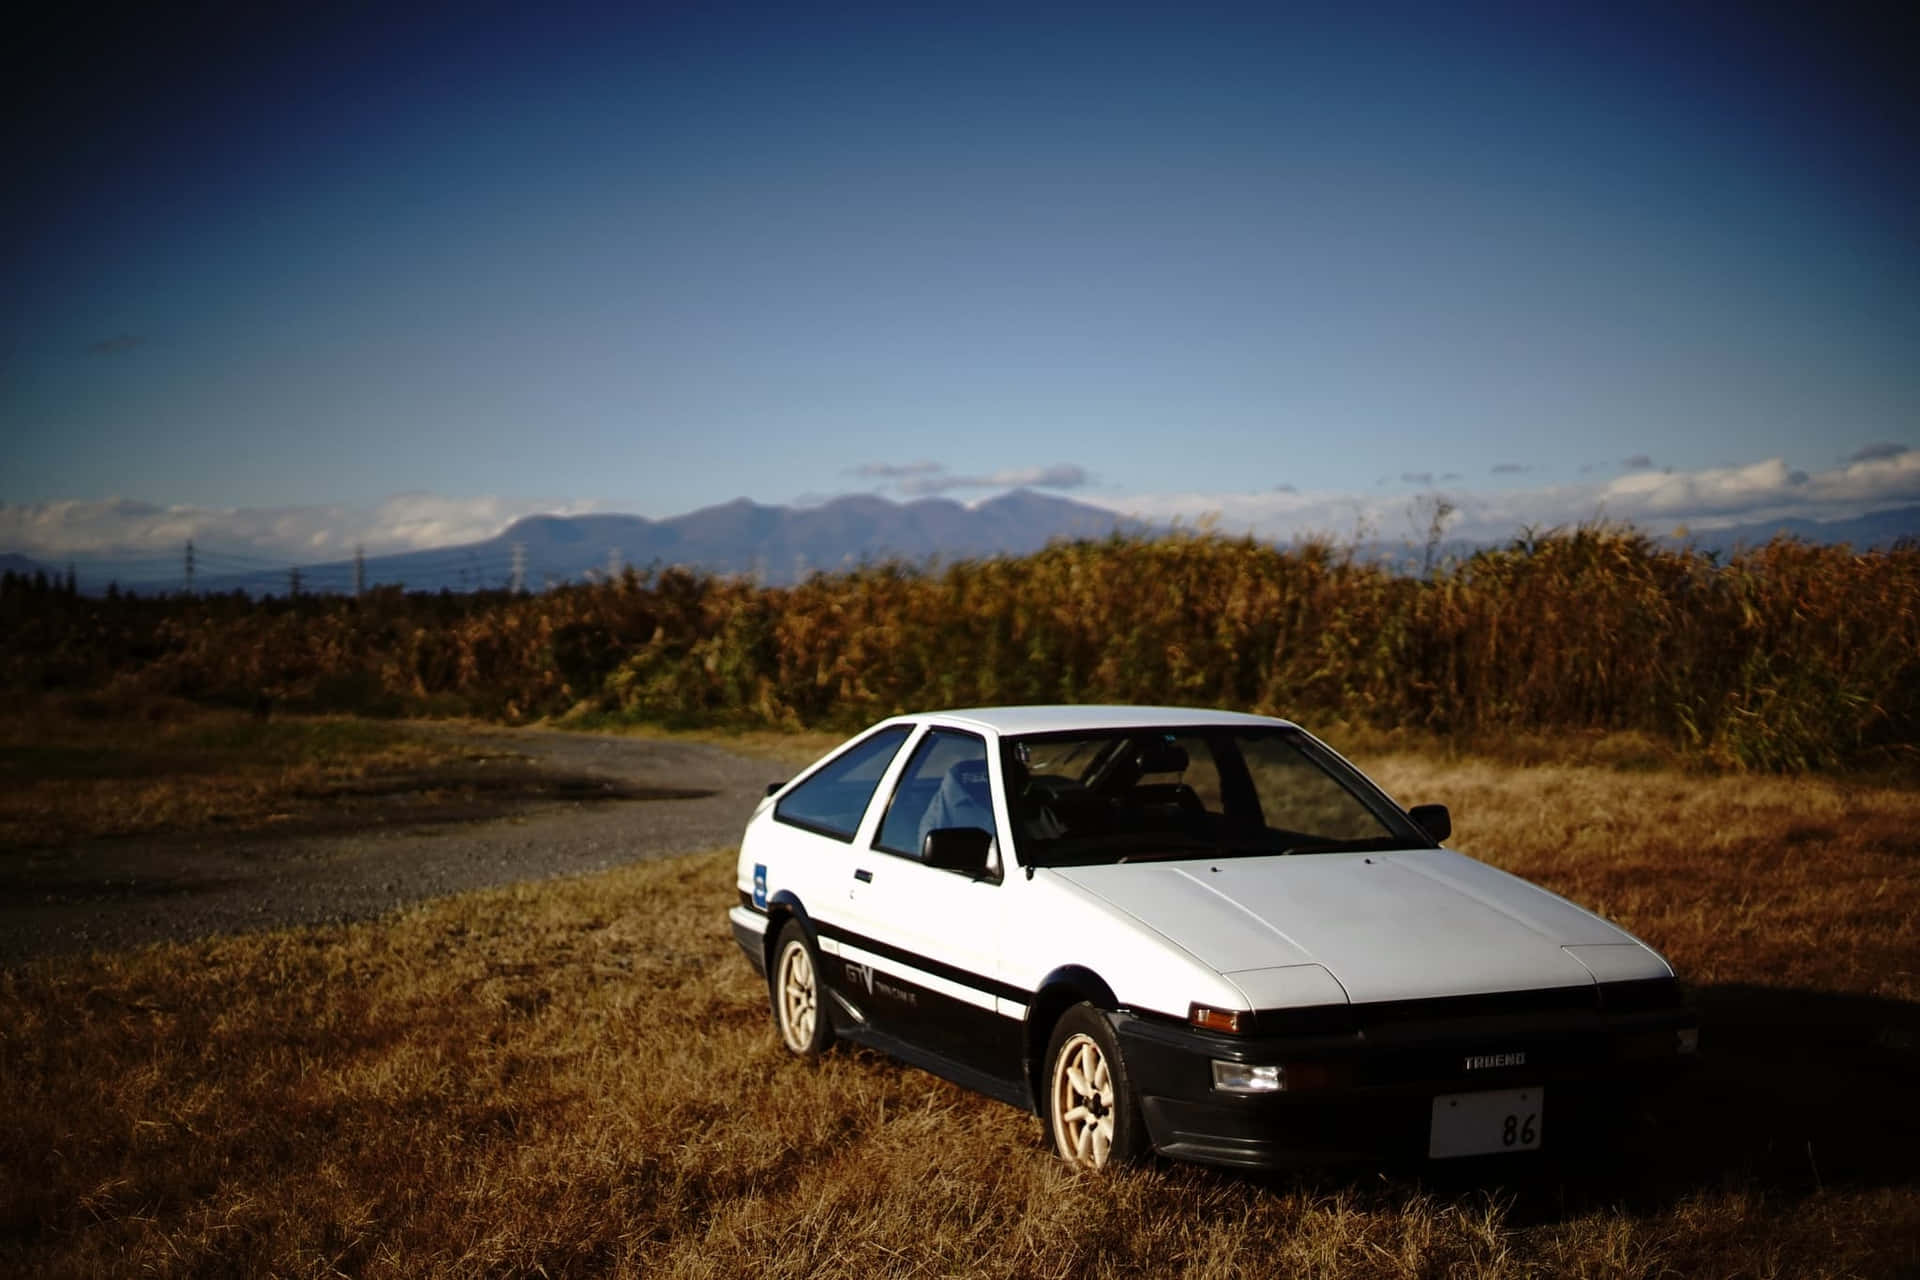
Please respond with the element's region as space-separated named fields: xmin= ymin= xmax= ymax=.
xmin=1044 ymin=1003 xmax=1145 ymax=1169
xmin=771 ymin=920 xmax=834 ymax=1056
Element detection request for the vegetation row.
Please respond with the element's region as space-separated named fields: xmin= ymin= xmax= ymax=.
xmin=5 ymin=528 xmax=1917 ymax=770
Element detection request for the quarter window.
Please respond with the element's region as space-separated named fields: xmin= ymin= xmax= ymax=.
xmin=774 ymin=725 xmax=912 ymax=841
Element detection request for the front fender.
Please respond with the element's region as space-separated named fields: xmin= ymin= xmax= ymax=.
xmin=1021 ymin=965 xmax=1124 ymax=1113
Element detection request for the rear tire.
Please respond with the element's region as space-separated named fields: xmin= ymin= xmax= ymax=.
xmin=771 ymin=920 xmax=834 ymax=1056
xmin=1044 ymin=1003 xmax=1146 ymax=1169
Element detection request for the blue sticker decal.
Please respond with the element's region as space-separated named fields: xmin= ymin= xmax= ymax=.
xmin=752 ymin=864 xmax=768 ymax=909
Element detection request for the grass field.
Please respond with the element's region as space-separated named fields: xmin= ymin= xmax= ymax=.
xmin=0 ymin=698 xmax=472 ymax=849
xmin=2 ymin=729 xmax=1916 ymax=1277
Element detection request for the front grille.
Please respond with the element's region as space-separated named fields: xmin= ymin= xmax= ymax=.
xmin=1246 ymin=986 xmax=1602 ymax=1041
xmin=1350 ymin=1032 xmax=1598 ymax=1087
xmin=1232 ymin=983 xmax=1682 ymax=1091
xmin=1597 ymin=977 xmax=1681 ymax=1012
xmin=1248 ymin=1004 xmax=1357 ymax=1037
xmin=1349 ymin=985 xmax=1599 ymax=1029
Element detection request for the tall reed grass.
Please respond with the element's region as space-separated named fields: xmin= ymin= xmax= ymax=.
xmin=5 ymin=528 xmax=1916 ymax=770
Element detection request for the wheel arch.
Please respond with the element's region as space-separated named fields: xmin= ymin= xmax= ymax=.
xmin=761 ymin=891 xmax=819 ymax=989
xmin=1022 ymin=965 xmax=1121 ymax=1113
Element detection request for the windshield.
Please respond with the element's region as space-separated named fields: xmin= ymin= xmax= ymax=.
xmin=1001 ymin=726 xmax=1429 ymax=867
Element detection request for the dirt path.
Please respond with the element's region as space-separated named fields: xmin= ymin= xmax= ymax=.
xmin=0 ymin=726 xmax=789 ymax=966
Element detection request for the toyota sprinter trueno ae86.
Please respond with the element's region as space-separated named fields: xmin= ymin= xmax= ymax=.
xmin=728 ymin=706 xmax=1697 ymax=1169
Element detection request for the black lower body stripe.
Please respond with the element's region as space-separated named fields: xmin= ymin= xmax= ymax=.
xmin=810 ymin=919 xmax=1031 ymax=1007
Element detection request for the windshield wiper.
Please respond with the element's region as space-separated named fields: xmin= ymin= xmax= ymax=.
xmin=1112 ymin=839 xmax=1219 ymax=864
xmin=1117 ymin=837 xmax=1364 ymax=863
xmin=1279 ymin=840 xmax=1350 ymax=856
xmin=1222 ymin=837 xmax=1378 ymax=857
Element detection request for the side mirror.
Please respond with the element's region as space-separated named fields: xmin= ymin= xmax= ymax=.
xmin=765 ymin=781 xmax=785 ymax=797
xmin=1409 ymin=804 xmax=1451 ymax=843
xmin=922 ymin=827 xmax=995 ymax=877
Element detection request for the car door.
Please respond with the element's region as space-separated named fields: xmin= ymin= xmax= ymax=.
xmin=761 ymin=722 xmax=915 ymax=955
xmin=833 ymin=726 xmax=1022 ymax=1084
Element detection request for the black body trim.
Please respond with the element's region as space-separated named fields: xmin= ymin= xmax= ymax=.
xmin=731 ymin=918 xmax=768 ymax=976
xmin=1033 ymin=965 xmax=1118 ymax=1011
xmin=826 ymin=950 xmax=1027 ymax=1092
xmin=833 ymin=1022 xmax=1031 ymax=1110
xmin=1112 ymin=1001 xmax=1699 ymax=1168
xmin=809 ymin=918 xmax=1030 ymax=1006
xmin=732 ymin=896 xmax=1033 ymax=1098
xmin=770 ymin=813 xmax=861 ymax=844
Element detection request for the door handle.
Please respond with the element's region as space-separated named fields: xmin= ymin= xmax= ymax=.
xmin=854 ymin=868 xmax=873 ymax=883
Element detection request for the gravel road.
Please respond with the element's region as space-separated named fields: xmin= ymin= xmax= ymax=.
xmin=0 ymin=726 xmax=790 ymax=966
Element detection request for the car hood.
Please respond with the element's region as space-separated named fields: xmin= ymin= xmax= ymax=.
xmin=1049 ymin=848 xmax=1658 ymax=1006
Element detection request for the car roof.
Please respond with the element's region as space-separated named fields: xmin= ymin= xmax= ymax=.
xmin=897 ymin=705 xmax=1300 ymax=736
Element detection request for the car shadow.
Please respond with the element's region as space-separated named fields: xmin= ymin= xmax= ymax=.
xmin=1239 ymin=983 xmax=1920 ymax=1223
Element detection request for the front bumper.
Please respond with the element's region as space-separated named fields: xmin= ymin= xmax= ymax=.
xmin=1113 ymin=1002 xmax=1699 ymax=1169
xmin=728 ymin=904 xmax=769 ymax=977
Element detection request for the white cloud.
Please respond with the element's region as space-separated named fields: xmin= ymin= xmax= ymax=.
xmin=1093 ymin=452 xmax=1920 ymax=545
xmin=1597 ymin=457 xmax=1803 ymax=517
xmin=1804 ymin=448 xmax=1920 ymax=510
xmin=0 ymin=494 xmax=608 ymax=560
xmin=852 ymin=461 xmax=1092 ymax=496
xmin=850 ymin=460 xmax=945 ymax=480
xmin=907 ymin=463 xmax=1089 ymax=496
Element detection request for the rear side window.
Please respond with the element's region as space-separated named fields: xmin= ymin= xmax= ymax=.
xmin=774 ymin=726 xmax=912 ymax=841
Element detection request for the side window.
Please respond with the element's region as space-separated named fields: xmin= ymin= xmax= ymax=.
xmin=875 ymin=729 xmax=996 ymax=858
xmin=774 ymin=725 xmax=912 ymax=842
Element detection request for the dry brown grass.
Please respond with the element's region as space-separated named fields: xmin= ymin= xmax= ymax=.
xmin=2 ymin=743 xmax=1916 ymax=1277
xmin=0 ymin=700 xmax=474 ymax=849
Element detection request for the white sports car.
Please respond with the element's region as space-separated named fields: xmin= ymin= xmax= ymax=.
xmin=728 ymin=706 xmax=1697 ymax=1169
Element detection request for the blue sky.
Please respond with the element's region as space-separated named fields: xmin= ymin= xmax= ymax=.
xmin=5 ymin=0 xmax=1916 ymax=558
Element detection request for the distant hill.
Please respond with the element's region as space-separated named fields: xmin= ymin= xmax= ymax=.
xmin=0 ymin=553 xmax=50 ymax=578
xmin=1673 ymin=505 xmax=1920 ymax=555
xmin=188 ymin=490 xmax=1141 ymax=594
xmin=1376 ymin=505 xmax=1920 ymax=572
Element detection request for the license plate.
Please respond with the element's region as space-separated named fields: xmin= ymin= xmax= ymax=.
xmin=1428 ymin=1088 xmax=1543 ymax=1158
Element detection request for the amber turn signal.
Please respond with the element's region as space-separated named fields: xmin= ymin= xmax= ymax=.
xmin=1188 ymin=1003 xmax=1251 ymax=1035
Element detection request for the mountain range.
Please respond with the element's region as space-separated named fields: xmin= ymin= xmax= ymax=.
xmin=170 ymin=491 xmax=1133 ymax=595
xmin=6 ymin=494 xmax=1918 ymax=597
xmin=501 ymin=489 xmax=1135 ymax=587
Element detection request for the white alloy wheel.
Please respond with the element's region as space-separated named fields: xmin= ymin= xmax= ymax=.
xmin=1051 ymin=1031 xmax=1118 ymax=1166
xmin=777 ymin=939 xmax=817 ymax=1052
xmin=771 ymin=922 xmax=832 ymax=1056
xmin=1044 ymin=1003 xmax=1143 ymax=1168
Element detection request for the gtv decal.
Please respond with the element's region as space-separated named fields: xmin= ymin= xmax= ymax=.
xmin=844 ymin=959 xmax=918 ymax=1007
